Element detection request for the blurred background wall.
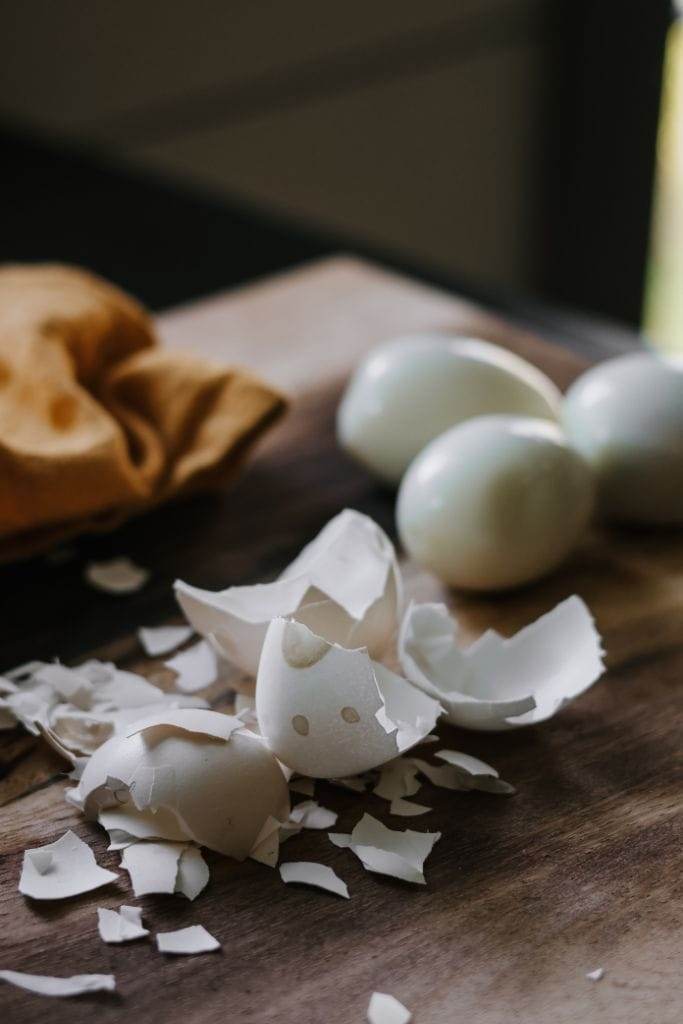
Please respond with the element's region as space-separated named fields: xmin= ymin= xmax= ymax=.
xmin=0 ymin=1 xmax=674 ymax=334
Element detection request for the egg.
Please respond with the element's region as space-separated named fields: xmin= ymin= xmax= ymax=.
xmin=562 ymin=352 xmax=683 ymax=524
xmin=396 ymin=415 xmax=594 ymax=590
xmin=255 ymin=617 xmax=441 ymax=779
xmin=79 ymin=709 xmax=290 ymax=860
xmin=337 ymin=334 xmax=561 ymax=484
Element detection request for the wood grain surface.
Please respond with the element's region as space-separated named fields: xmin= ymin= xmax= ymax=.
xmin=0 ymin=257 xmax=681 ymax=1024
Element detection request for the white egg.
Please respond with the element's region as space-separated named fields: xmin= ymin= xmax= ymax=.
xmin=255 ymin=618 xmax=441 ymax=779
xmin=562 ymin=352 xmax=683 ymax=524
xmin=337 ymin=334 xmax=561 ymax=484
xmin=396 ymin=415 xmax=594 ymax=590
xmin=79 ymin=710 xmax=290 ymax=860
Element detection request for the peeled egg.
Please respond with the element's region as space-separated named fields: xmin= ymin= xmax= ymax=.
xmin=256 ymin=617 xmax=441 ymax=779
xmin=562 ymin=352 xmax=683 ymax=524
xmin=396 ymin=415 xmax=594 ymax=590
xmin=337 ymin=334 xmax=561 ymax=484
xmin=79 ymin=709 xmax=289 ymax=860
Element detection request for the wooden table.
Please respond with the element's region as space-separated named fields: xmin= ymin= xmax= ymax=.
xmin=1 ymin=257 xmax=681 ymax=1024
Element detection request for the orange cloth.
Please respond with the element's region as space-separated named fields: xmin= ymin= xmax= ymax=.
xmin=0 ymin=264 xmax=286 ymax=561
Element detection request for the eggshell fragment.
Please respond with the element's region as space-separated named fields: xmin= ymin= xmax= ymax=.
xmin=19 ymin=830 xmax=118 ymax=900
xmin=330 ymin=813 xmax=441 ymax=885
xmin=164 ymin=639 xmax=218 ymax=693
xmin=138 ymin=624 xmax=194 ymax=657
xmin=397 ymin=415 xmax=594 ymax=590
xmin=0 ymin=658 xmax=209 ymax=756
xmin=411 ymin=755 xmax=514 ymax=795
xmin=337 ymin=333 xmax=561 ymax=484
xmin=562 ymin=351 xmax=683 ymax=524
xmin=175 ymin=509 xmax=402 ymax=675
xmin=0 ymin=970 xmax=116 ymax=997
xmin=367 ymin=991 xmax=412 ymax=1024
xmin=279 ymin=861 xmax=350 ymax=899
xmin=79 ymin=709 xmax=290 ymax=859
xmin=156 ymin=925 xmax=220 ymax=955
xmin=256 ymin=618 xmax=441 ymax=779
xmin=389 ymin=798 xmax=431 ymax=817
xmin=97 ymin=906 xmax=149 ymax=943
xmin=84 ymin=557 xmax=149 ymax=594
xmin=399 ymin=596 xmax=605 ymax=730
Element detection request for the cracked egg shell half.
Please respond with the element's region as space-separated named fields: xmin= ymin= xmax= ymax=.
xmin=175 ymin=508 xmax=402 ymax=676
xmin=78 ymin=709 xmax=289 ymax=860
xmin=255 ymin=617 xmax=441 ymax=779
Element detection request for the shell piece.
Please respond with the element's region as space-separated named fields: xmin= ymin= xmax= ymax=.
xmin=156 ymin=925 xmax=220 ymax=955
xmin=138 ymin=624 xmax=194 ymax=657
xmin=256 ymin=618 xmax=441 ymax=779
xmin=330 ymin=813 xmax=441 ymax=886
xmin=97 ymin=905 xmax=149 ymax=943
xmin=279 ymin=861 xmax=350 ymax=899
xmin=337 ymin=333 xmax=561 ymax=484
xmin=79 ymin=710 xmax=290 ymax=860
xmin=19 ymin=830 xmax=118 ymax=900
xmin=0 ymin=657 xmax=209 ymax=755
xmin=0 ymin=970 xmax=116 ymax=997
xmin=174 ymin=509 xmax=403 ymax=675
xmin=367 ymin=991 xmax=412 ymax=1024
xmin=120 ymin=841 xmax=209 ymax=900
xmin=84 ymin=557 xmax=149 ymax=594
xmin=399 ymin=596 xmax=605 ymax=731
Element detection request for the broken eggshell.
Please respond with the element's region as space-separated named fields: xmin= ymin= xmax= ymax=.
xmin=174 ymin=509 xmax=402 ymax=676
xmin=255 ymin=617 xmax=441 ymax=779
xmin=78 ymin=709 xmax=290 ymax=860
xmin=399 ymin=596 xmax=605 ymax=730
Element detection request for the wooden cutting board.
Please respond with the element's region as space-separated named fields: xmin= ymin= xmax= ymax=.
xmin=1 ymin=256 xmax=681 ymax=1024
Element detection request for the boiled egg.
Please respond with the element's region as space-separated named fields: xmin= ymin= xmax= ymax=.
xmin=562 ymin=351 xmax=683 ymax=524
xmin=396 ymin=415 xmax=594 ymax=590
xmin=337 ymin=334 xmax=561 ymax=484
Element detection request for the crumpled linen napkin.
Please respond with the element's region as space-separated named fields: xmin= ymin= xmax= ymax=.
xmin=0 ymin=264 xmax=286 ymax=561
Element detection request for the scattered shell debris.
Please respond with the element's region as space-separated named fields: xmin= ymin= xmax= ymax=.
xmin=4 ymin=507 xmax=609 ymax=1009
xmin=0 ymin=657 xmax=208 ymax=755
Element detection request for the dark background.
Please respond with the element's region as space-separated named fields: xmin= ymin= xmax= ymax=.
xmin=0 ymin=1 xmax=672 ymax=324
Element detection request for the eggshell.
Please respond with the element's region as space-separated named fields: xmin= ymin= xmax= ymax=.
xmin=399 ymin=596 xmax=605 ymax=730
xmin=562 ymin=352 xmax=683 ymax=524
xmin=175 ymin=509 xmax=402 ymax=675
xmin=255 ymin=618 xmax=441 ymax=779
xmin=79 ymin=710 xmax=290 ymax=860
xmin=397 ymin=415 xmax=594 ymax=590
xmin=337 ymin=334 xmax=561 ymax=484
